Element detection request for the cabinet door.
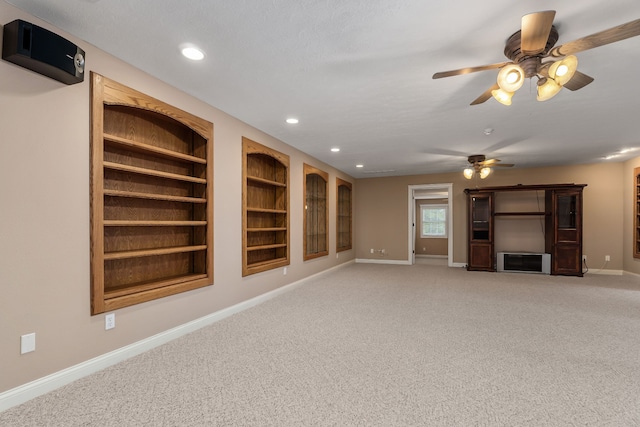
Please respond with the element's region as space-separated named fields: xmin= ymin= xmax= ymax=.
xmin=469 ymin=243 xmax=493 ymax=270
xmin=467 ymin=193 xmax=494 ymax=271
xmin=551 ymin=190 xmax=583 ymax=276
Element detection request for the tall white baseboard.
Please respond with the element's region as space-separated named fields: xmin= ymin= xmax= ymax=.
xmin=587 ymin=269 xmax=623 ymax=276
xmin=0 ymin=261 xmax=354 ymax=412
xmin=355 ymin=258 xmax=410 ymax=265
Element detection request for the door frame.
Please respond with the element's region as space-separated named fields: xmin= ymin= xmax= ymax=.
xmin=408 ymin=183 xmax=453 ymax=266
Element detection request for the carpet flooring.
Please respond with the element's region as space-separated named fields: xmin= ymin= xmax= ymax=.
xmin=2 ymin=263 xmax=640 ymax=426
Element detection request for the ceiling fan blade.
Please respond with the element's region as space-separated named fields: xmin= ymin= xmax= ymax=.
xmin=470 ymin=84 xmax=499 ymax=106
xmin=563 ymin=71 xmax=594 ymax=91
xmin=549 ymin=18 xmax=640 ymax=57
xmin=521 ymin=10 xmax=556 ymax=55
xmin=480 ymin=158 xmax=501 ymax=166
xmin=433 ymin=62 xmax=510 ymax=79
xmin=493 ymin=163 xmax=515 ymax=168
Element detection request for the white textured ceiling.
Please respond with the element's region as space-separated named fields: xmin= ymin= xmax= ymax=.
xmin=6 ymin=0 xmax=640 ymax=178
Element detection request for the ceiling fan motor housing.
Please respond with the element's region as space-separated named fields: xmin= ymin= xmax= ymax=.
xmin=504 ymin=26 xmax=559 ymax=77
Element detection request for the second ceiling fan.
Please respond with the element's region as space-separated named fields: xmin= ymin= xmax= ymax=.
xmin=432 ymin=11 xmax=640 ymax=105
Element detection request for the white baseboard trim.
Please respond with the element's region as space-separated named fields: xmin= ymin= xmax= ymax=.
xmin=623 ymin=270 xmax=640 ymax=278
xmin=0 ymin=260 xmax=355 ymax=413
xmin=416 ymin=254 xmax=447 ymax=259
xmin=355 ymin=258 xmax=411 ymax=265
xmin=586 ymin=269 xmax=624 ymax=276
xmin=355 ymin=258 xmax=466 ymax=268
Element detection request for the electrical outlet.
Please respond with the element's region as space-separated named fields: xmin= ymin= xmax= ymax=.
xmin=105 ymin=313 xmax=115 ymax=330
xmin=582 ymin=255 xmax=587 ymax=261
xmin=21 ymin=333 xmax=36 ymax=354
xmin=283 ymin=267 xmax=287 ymax=275
xmin=605 ymin=255 xmax=611 ymax=262
xmin=370 ymin=248 xmax=374 ymax=254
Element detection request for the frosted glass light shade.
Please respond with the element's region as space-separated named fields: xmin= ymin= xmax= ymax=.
xmin=479 ymin=167 xmax=491 ymax=179
xmin=549 ymin=55 xmax=578 ymax=86
xmin=463 ymin=168 xmax=474 ymax=180
xmin=491 ymin=88 xmax=514 ymax=106
xmin=497 ymin=64 xmax=525 ymax=92
xmin=537 ymin=78 xmax=562 ymax=101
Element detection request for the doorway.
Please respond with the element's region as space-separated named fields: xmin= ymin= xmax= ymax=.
xmin=408 ymin=184 xmax=453 ymax=266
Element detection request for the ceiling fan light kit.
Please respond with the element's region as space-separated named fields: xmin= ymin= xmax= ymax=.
xmin=463 ymin=166 xmax=492 ymax=180
xmin=463 ymin=168 xmax=475 ymax=179
xmin=536 ymin=76 xmax=562 ymax=101
xmin=497 ymin=63 xmax=525 ymax=92
xmin=463 ymin=155 xmax=511 ymax=180
xmin=549 ymin=55 xmax=578 ymax=85
xmin=433 ymin=11 xmax=640 ymax=106
xmin=491 ymin=87 xmax=514 ymax=106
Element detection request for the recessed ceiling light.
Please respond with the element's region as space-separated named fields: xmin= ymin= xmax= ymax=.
xmin=286 ymin=118 xmax=299 ymax=124
xmin=356 ymin=164 xmax=364 ymax=168
xmin=181 ymin=46 xmax=205 ymax=61
xmin=331 ymin=147 xmax=340 ymax=152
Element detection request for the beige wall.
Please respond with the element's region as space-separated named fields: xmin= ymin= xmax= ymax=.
xmin=355 ymin=163 xmax=625 ymax=271
xmin=0 ymin=4 xmax=354 ymax=393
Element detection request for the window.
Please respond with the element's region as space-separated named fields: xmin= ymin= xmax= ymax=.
xmin=420 ymin=204 xmax=447 ymax=238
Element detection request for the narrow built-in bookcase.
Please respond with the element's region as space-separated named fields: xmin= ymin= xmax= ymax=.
xmin=303 ymin=164 xmax=329 ymax=260
xmin=242 ymin=137 xmax=290 ymax=276
xmin=635 ymin=167 xmax=640 ymax=258
xmin=336 ymin=178 xmax=353 ymax=252
xmin=90 ymin=73 xmax=213 ymax=314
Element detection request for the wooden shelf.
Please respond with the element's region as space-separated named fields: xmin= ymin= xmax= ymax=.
xmin=104 ymin=273 xmax=208 ymax=300
xmin=246 ymin=207 xmax=287 ymax=214
xmin=104 ymin=245 xmax=208 ymax=260
xmin=247 ymin=243 xmax=288 ymax=251
xmin=104 ymin=133 xmax=207 ymax=164
xmin=247 ymin=227 xmax=287 ymax=232
xmin=494 ymin=211 xmax=546 ymax=216
xmin=104 ymin=161 xmax=207 ymax=184
xmin=104 ymin=189 xmax=207 ymax=204
xmin=104 ymin=220 xmax=207 ymax=226
xmin=247 ymin=175 xmax=286 ymax=187
xmin=90 ymin=73 xmax=213 ymax=315
xmin=246 ymin=257 xmax=288 ymax=269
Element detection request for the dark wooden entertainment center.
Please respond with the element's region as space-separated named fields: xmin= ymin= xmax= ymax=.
xmin=464 ymin=183 xmax=586 ymax=276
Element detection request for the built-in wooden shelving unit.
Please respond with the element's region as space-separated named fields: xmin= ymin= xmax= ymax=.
xmin=465 ymin=183 xmax=586 ymax=276
xmin=336 ymin=178 xmax=353 ymax=252
xmin=635 ymin=167 xmax=640 ymax=259
xmin=90 ymin=73 xmax=213 ymax=314
xmin=303 ymin=164 xmax=328 ymax=261
xmin=242 ymin=137 xmax=290 ymax=276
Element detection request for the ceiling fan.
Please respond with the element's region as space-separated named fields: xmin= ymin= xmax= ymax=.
xmin=464 ymin=154 xmax=513 ymax=179
xmin=433 ymin=11 xmax=640 ymax=105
